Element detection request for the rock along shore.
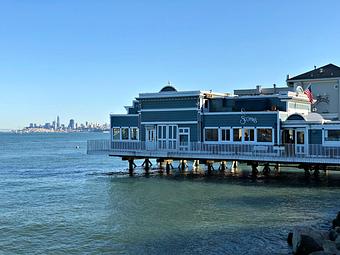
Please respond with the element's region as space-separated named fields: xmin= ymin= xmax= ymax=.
xmin=287 ymin=212 xmax=340 ymax=255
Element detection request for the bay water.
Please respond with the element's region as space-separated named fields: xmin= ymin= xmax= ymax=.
xmin=1 ymin=132 xmax=340 ymax=254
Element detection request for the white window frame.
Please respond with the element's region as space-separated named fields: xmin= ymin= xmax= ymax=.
xmin=121 ymin=127 xmax=130 ymax=140
xmin=243 ymin=127 xmax=256 ymax=143
xmin=111 ymin=127 xmax=140 ymax=141
xmin=232 ymin=127 xmax=243 ymax=143
xmin=130 ymin=127 xmax=139 ymax=141
xmin=323 ymin=128 xmax=340 ymax=147
xmin=112 ymin=127 xmax=121 ymax=141
xmin=256 ymin=127 xmax=275 ymax=145
xmin=220 ymin=127 xmax=231 ymax=143
xmin=204 ymin=127 xmax=219 ymax=143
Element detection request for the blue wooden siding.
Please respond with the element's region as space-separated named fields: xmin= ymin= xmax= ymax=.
xmin=141 ymin=110 xmax=198 ymax=122
xmin=140 ymin=97 xmax=199 ymax=109
xmin=209 ymin=97 xmax=286 ymax=112
xmin=203 ymin=113 xmax=278 ymax=128
xmin=309 ymin=129 xmax=322 ymax=144
xmin=110 ymin=115 xmax=139 ymax=128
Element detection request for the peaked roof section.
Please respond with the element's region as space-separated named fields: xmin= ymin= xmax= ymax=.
xmin=287 ymin=64 xmax=340 ymax=81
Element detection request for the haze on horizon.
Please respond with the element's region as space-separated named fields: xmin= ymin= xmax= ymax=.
xmin=1 ymin=0 xmax=340 ymax=130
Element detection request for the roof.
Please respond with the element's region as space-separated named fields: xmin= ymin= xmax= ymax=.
xmin=287 ymin=64 xmax=340 ymax=81
xmin=285 ymin=112 xmax=324 ymax=123
xmin=160 ymin=85 xmax=177 ymax=92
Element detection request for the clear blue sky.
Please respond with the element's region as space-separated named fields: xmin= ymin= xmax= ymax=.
xmin=1 ymin=0 xmax=340 ymax=129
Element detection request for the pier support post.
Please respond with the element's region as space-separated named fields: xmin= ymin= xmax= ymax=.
xmin=128 ymin=159 xmax=135 ymax=176
xmin=262 ymin=163 xmax=271 ymax=176
xmin=303 ymin=165 xmax=311 ymax=177
xmin=158 ymin=160 xmax=164 ymax=174
xmin=232 ymin=161 xmax=238 ymax=171
xmin=313 ymin=165 xmax=320 ymax=178
xmin=274 ymin=163 xmax=281 ymax=175
xmin=178 ymin=160 xmax=187 ymax=172
xmin=251 ymin=162 xmax=259 ymax=177
xmin=142 ymin=158 xmax=152 ymax=175
xmin=166 ymin=161 xmax=171 ymax=175
xmin=219 ymin=161 xmax=227 ymax=174
xmin=193 ymin=160 xmax=200 ymax=173
xmin=207 ymin=161 xmax=214 ymax=176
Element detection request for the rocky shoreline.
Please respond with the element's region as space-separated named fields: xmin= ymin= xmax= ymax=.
xmin=288 ymin=212 xmax=340 ymax=255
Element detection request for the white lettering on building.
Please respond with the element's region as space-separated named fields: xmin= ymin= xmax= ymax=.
xmin=240 ymin=115 xmax=258 ymax=125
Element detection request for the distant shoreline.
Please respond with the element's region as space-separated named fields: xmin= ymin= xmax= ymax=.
xmin=7 ymin=129 xmax=110 ymax=134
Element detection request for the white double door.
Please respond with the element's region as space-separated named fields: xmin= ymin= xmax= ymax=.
xmin=157 ymin=125 xmax=178 ymax=150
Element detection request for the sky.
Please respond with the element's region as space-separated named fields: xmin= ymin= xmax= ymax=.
xmin=1 ymin=0 xmax=340 ymax=129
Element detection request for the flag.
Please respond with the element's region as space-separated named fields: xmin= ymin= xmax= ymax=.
xmin=304 ymin=84 xmax=314 ymax=104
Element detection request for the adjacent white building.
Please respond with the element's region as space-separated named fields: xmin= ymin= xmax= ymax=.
xmin=287 ymin=64 xmax=340 ymax=120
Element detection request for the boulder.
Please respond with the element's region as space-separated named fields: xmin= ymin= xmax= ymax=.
xmin=309 ymin=252 xmax=333 ymax=255
xmin=287 ymin=232 xmax=293 ymax=245
xmin=323 ymin=240 xmax=339 ymax=254
xmin=292 ymin=227 xmax=324 ymax=255
xmin=336 ymin=236 xmax=340 ymax=250
xmin=333 ymin=219 xmax=340 ymax=229
xmin=330 ymin=229 xmax=339 ymax=241
xmin=335 ymin=227 xmax=340 ymax=234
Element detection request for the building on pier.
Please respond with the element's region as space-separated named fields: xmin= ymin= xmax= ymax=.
xmin=88 ymin=67 xmax=340 ymax=169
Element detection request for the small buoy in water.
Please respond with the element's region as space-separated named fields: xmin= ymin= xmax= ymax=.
xmin=76 ymin=146 xmax=80 ymax=149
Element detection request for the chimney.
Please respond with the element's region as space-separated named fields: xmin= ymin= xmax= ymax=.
xmin=256 ymin=85 xmax=262 ymax=94
xmin=286 ymin=74 xmax=290 ymax=80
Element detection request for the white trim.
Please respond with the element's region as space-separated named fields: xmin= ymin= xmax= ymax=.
xmin=204 ymin=127 xmax=219 ymax=142
xmin=112 ymin=127 xmax=121 ymax=141
xmin=111 ymin=126 xmax=140 ymax=142
xmin=138 ymin=90 xmax=229 ymax=99
xmin=140 ymin=107 xmax=198 ymax=112
xmin=203 ymin=126 xmax=274 ymax=145
xmin=287 ymin=77 xmax=340 ymax=83
xmin=203 ymin=111 xmax=278 ymax=115
xmin=322 ymin=129 xmax=340 ymax=147
xmin=110 ymin=114 xmax=139 ymax=117
xmin=141 ymin=121 xmax=197 ymax=125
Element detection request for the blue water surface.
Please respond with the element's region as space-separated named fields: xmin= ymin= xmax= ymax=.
xmin=0 ymin=132 xmax=339 ymax=255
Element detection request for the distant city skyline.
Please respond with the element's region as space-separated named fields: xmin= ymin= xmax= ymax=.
xmin=1 ymin=0 xmax=340 ymax=129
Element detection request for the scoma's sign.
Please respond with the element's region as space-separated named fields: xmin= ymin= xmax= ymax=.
xmin=240 ymin=115 xmax=258 ymax=125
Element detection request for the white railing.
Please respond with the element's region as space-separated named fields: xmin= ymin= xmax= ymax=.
xmin=87 ymin=140 xmax=340 ymax=162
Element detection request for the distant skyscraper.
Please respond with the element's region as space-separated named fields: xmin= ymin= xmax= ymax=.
xmin=52 ymin=121 xmax=56 ymax=130
xmin=68 ymin=119 xmax=75 ymax=129
xmin=57 ymin=116 xmax=60 ymax=129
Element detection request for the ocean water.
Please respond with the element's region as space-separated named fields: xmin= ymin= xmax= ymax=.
xmin=0 ymin=132 xmax=340 ymax=255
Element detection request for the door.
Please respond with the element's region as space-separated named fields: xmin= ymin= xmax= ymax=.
xmin=179 ymin=128 xmax=190 ymax=151
xmin=146 ymin=127 xmax=156 ymax=150
xmin=295 ymin=129 xmax=306 ymax=155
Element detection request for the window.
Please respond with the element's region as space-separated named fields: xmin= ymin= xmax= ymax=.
xmin=233 ymin=128 xmax=242 ymax=142
xmin=325 ymin=130 xmax=340 ymax=141
xmin=204 ymin=99 xmax=209 ymax=109
xmin=257 ymin=128 xmax=273 ymax=143
xmin=221 ymin=128 xmax=230 ymax=141
xmin=130 ymin=128 xmax=139 ymax=140
xmin=121 ymin=128 xmax=129 ymax=140
xmin=205 ymin=128 xmax=218 ymax=141
xmin=244 ymin=128 xmax=255 ymax=142
xmin=113 ymin=128 xmax=120 ymax=140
